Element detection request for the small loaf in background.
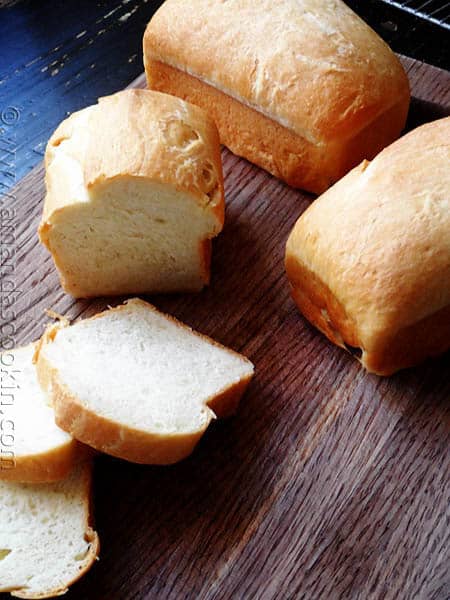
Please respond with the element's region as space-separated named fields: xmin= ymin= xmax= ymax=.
xmin=286 ymin=117 xmax=450 ymax=375
xmin=39 ymin=89 xmax=224 ymax=298
xmin=144 ymin=0 xmax=410 ymax=194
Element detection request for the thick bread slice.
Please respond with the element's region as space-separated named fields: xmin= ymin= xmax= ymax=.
xmin=39 ymin=89 xmax=224 ymax=298
xmin=0 ymin=461 xmax=99 ymax=599
xmin=0 ymin=345 xmax=80 ymax=483
xmin=35 ymin=299 xmax=255 ymax=464
xmin=285 ymin=117 xmax=450 ymax=375
xmin=144 ymin=0 xmax=410 ymax=193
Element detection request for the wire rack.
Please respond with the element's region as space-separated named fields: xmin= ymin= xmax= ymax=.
xmin=380 ymin=0 xmax=450 ymax=29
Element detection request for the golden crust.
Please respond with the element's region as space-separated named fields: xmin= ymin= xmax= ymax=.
xmin=285 ymin=257 xmax=450 ymax=376
xmin=41 ymin=89 xmax=224 ymax=224
xmin=0 ymin=441 xmax=86 ymax=484
xmin=144 ymin=0 xmax=409 ymax=192
xmin=146 ymin=59 xmax=408 ymax=194
xmin=285 ymin=117 xmax=450 ymax=375
xmin=144 ymin=0 xmax=409 ymax=142
xmin=35 ymin=299 xmax=254 ymax=464
xmin=86 ymin=90 xmax=224 ymax=220
xmin=9 ymin=460 xmax=100 ymax=600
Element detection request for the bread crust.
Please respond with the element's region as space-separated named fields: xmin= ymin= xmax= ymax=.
xmin=144 ymin=0 xmax=410 ymax=193
xmin=146 ymin=59 xmax=408 ymax=194
xmin=35 ymin=299 xmax=254 ymax=464
xmin=41 ymin=89 xmax=224 ymax=224
xmin=0 ymin=441 xmax=84 ymax=484
xmin=285 ymin=117 xmax=450 ymax=375
xmin=286 ymin=256 xmax=450 ymax=375
xmin=7 ymin=461 xmax=100 ymax=599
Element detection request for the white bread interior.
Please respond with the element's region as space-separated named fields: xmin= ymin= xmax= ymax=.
xmin=0 ymin=461 xmax=99 ymax=599
xmin=35 ymin=299 xmax=254 ymax=464
xmin=39 ymin=89 xmax=224 ymax=298
xmin=0 ymin=345 xmax=79 ymax=483
xmin=285 ymin=117 xmax=450 ymax=375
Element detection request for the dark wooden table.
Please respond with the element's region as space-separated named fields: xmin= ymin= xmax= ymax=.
xmin=1 ymin=56 xmax=449 ymax=599
xmin=1 ymin=2 xmax=450 ymax=599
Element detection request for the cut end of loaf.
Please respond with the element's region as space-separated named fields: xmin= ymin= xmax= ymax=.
xmin=40 ymin=89 xmax=224 ymax=298
xmin=42 ymin=178 xmax=222 ymax=298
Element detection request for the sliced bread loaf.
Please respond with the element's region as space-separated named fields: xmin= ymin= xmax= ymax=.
xmin=0 ymin=345 xmax=80 ymax=483
xmin=0 ymin=461 xmax=99 ymax=598
xmin=35 ymin=299 xmax=254 ymax=464
xmin=38 ymin=89 xmax=224 ymax=298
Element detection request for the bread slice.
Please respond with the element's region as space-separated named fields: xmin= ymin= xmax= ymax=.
xmin=0 ymin=461 xmax=99 ymax=598
xmin=35 ymin=299 xmax=254 ymax=464
xmin=285 ymin=117 xmax=450 ymax=375
xmin=39 ymin=89 xmax=224 ymax=298
xmin=144 ymin=0 xmax=410 ymax=194
xmin=0 ymin=345 xmax=80 ymax=483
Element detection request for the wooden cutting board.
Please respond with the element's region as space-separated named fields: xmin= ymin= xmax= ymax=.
xmin=1 ymin=56 xmax=449 ymax=600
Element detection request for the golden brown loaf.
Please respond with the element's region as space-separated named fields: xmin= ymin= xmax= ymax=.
xmin=144 ymin=0 xmax=410 ymax=194
xmin=39 ymin=89 xmax=224 ymax=298
xmin=285 ymin=117 xmax=450 ymax=375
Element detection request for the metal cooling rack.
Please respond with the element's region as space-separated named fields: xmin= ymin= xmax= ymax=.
xmin=380 ymin=0 xmax=450 ymax=29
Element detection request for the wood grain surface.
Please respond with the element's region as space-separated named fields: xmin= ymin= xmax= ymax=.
xmin=1 ymin=56 xmax=449 ymax=600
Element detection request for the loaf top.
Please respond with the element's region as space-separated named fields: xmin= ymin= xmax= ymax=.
xmin=43 ymin=89 xmax=224 ymax=224
xmin=144 ymin=0 xmax=410 ymax=145
xmin=286 ymin=117 xmax=450 ymax=349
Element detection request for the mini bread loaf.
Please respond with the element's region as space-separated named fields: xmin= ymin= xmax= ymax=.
xmin=0 ymin=345 xmax=81 ymax=483
xmin=39 ymin=89 xmax=224 ymax=298
xmin=0 ymin=461 xmax=99 ymax=599
xmin=144 ymin=0 xmax=410 ymax=194
xmin=285 ymin=117 xmax=450 ymax=375
xmin=35 ymin=299 xmax=254 ymax=464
